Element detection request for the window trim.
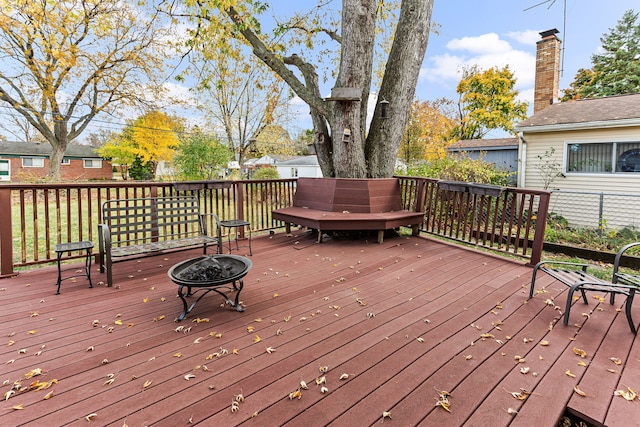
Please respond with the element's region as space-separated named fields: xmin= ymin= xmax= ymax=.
xmin=61 ymin=158 xmax=71 ymax=165
xmin=563 ymin=139 xmax=640 ymax=175
xmin=21 ymin=156 xmax=45 ymax=168
xmin=83 ymin=158 xmax=102 ymax=169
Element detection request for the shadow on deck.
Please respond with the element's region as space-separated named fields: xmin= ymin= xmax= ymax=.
xmin=1 ymin=231 xmax=639 ymax=426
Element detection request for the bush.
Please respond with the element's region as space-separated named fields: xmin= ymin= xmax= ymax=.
xmin=404 ymin=155 xmax=512 ymax=186
xmin=252 ymin=167 xmax=279 ymax=180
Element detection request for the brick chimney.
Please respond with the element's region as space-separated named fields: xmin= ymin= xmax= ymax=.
xmin=534 ymin=29 xmax=561 ymax=114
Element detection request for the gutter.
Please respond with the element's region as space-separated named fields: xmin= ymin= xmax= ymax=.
xmin=516 ymin=117 xmax=640 ymax=133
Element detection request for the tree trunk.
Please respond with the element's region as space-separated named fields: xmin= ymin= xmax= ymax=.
xmin=222 ymin=0 xmax=435 ymax=179
xmin=365 ymin=0 xmax=434 ymax=177
xmin=48 ymin=122 xmax=69 ymax=181
xmin=329 ymin=0 xmax=376 ymax=178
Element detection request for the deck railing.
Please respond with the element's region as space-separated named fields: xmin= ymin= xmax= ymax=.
xmin=398 ymin=176 xmax=550 ymax=266
xmin=0 ymin=177 xmax=548 ymax=277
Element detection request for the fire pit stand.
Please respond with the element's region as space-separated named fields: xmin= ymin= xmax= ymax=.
xmin=168 ymin=255 xmax=252 ymax=321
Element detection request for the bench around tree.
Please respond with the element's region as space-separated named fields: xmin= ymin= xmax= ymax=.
xmin=98 ymin=195 xmax=222 ymax=287
xmin=272 ymin=177 xmax=424 ymax=244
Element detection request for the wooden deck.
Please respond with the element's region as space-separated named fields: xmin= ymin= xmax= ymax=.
xmin=2 ymin=231 xmax=640 ymax=427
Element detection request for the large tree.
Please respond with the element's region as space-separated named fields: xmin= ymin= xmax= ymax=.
xmin=452 ymin=65 xmax=528 ymax=140
xmin=0 ymin=0 xmax=168 ymax=180
xmin=189 ymin=53 xmax=291 ymax=167
xmin=176 ymin=0 xmax=433 ymax=178
xmin=563 ymin=9 xmax=640 ymax=99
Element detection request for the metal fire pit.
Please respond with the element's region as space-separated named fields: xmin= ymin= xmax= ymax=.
xmin=168 ymin=254 xmax=252 ymax=321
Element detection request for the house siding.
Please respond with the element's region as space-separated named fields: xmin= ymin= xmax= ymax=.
xmin=0 ymin=156 xmax=112 ymax=181
xmin=523 ymin=127 xmax=640 ymax=192
xmin=523 ymin=126 xmax=640 ymax=229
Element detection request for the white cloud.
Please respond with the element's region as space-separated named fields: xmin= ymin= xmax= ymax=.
xmin=447 ymin=33 xmax=512 ymax=55
xmin=505 ymin=30 xmax=540 ymax=45
xmin=420 ymin=32 xmax=536 ymax=103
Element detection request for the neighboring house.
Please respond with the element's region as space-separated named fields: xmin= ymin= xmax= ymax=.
xmin=0 ymin=141 xmax=112 ymax=182
xmin=275 ymin=155 xmax=323 ymax=178
xmin=515 ymin=29 xmax=640 ymax=228
xmin=447 ymin=138 xmax=519 ymax=185
xmin=517 ymin=94 xmax=640 ymax=191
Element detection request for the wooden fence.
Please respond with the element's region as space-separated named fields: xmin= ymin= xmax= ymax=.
xmin=0 ymin=177 xmax=549 ymax=277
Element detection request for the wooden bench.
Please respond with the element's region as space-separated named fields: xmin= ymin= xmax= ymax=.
xmin=272 ymin=177 xmax=424 ymax=244
xmin=98 ymin=196 xmax=222 ymax=287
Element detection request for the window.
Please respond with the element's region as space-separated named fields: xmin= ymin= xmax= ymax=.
xmin=61 ymin=158 xmax=70 ymax=165
xmin=22 ymin=157 xmax=44 ymax=168
xmin=566 ymin=142 xmax=640 ymax=174
xmin=83 ymin=159 xmax=102 ymax=168
xmin=291 ymin=167 xmax=299 ymax=177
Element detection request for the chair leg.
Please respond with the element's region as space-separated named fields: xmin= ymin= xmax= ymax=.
xmin=625 ymin=289 xmax=637 ymax=334
xmin=564 ymin=287 xmax=575 ymax=326
xmin=55 ymin=252 xmax=63 ymax=295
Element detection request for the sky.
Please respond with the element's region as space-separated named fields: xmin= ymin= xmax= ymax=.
xmin=282 ymin=0 xmax=639 ymax=138
xmin=1 ymin=0 xmax=637 ymax=144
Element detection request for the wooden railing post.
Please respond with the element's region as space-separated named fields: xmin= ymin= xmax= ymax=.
xmin=528 ymin=191 xmax=551 ymax=266
xmin=0 ymin=187 xmax=15 ymax=277
xmin=236 ymin=182 xmax=246 ymax=238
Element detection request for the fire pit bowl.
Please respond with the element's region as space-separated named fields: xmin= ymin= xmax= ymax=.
xmin=168 ymin=255 xmax=252 ymax=321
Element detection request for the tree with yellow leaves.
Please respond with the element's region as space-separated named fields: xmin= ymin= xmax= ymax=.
xmin=0 ymin=0 xmax=169 ymax=180
xmin=130 ymin=111 xmax=182 ymax=175
xmin=400 ymin=99 xmax=455 ymax=166
xmin=451 ymin=65 xmax=528 ymax=140
xmin=99 ymin=111 xmax=182 ymax=180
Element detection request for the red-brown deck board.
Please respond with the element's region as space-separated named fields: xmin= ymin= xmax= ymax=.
xmin=1 ymin=232 xmax=639 ymax=426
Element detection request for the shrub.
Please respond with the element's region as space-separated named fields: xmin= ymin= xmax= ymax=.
xmin=252 ymin=167 xmax=279 ymax=180
xmin=404 ymin=154 xmax=512 ymax=186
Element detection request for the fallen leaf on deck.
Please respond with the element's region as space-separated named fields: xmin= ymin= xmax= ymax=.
xmin=614 ymin=387 xmax=637 ymax=401
xmin=253 ymin=335 xmax=261 ymax=343
xmin=289 ymin=389 xmax=302 ymax=400
xmin=24 ymin=368 xmax=43 ymax=379
xmin=574 ymin=386 xmax=587 ymax=397
xmin=610 ymin=357 xmax=622 ymax=365
xmin=573 ymin=347 xmax=587 ymax=358
xmin=565 ymin=370 xmax=576 ymax=378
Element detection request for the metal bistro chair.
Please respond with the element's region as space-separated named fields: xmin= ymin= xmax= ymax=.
xmin=530 ymin=242 xmax=640 ymax=334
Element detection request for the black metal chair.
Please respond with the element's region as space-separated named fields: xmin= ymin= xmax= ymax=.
xmin=530 ymin=242 xmax=640 ymax=334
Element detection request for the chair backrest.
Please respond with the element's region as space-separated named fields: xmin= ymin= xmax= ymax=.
xmin=102 ymin=196 xmax=203 ymax=247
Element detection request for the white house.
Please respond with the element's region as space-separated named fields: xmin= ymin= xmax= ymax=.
xmin=275 ymin=155 xmax=323 ymax=178
xmin=515 ymin=29 xmax=640 ymax=229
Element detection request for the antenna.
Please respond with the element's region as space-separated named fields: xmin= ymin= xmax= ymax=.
xmin=524 ymin=0 xmax=566 ymax=77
